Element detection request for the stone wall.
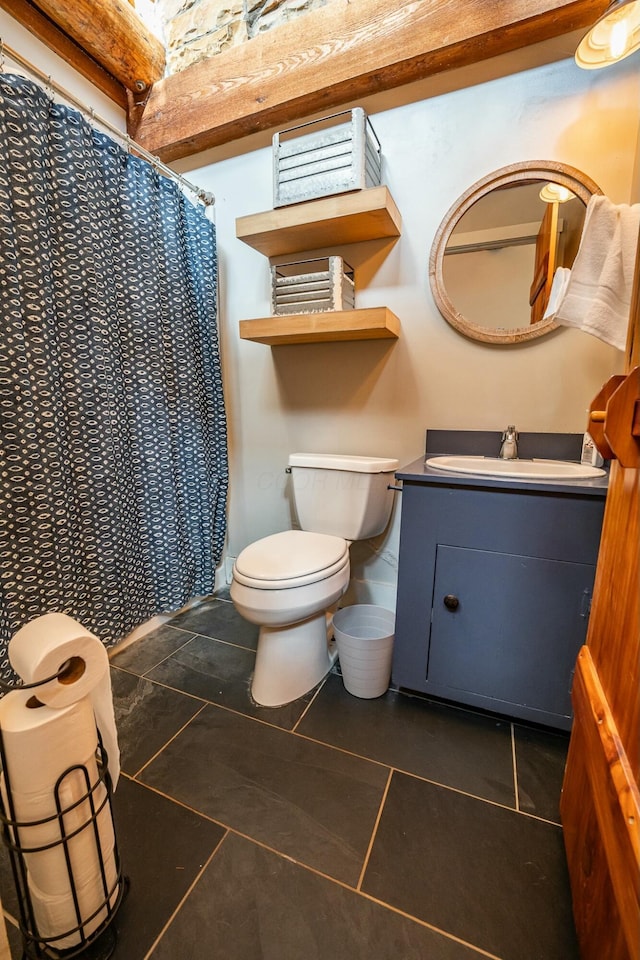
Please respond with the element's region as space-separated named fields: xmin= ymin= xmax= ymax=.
xmin=157 ymin=0 xmax=330 ymax=73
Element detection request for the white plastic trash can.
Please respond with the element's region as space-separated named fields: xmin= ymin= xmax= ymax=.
xmin=332 ymin=604 xmax=395 ymax=698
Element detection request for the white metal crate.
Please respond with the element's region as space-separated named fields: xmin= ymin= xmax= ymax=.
xmin=271 ymin=257 xmax=355 ymax=315
xmin=273 ymin=108 xmax=382 ymax=208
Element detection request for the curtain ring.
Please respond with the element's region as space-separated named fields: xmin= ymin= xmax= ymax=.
xmin=46 ymin=74 xmax=54 ymax=101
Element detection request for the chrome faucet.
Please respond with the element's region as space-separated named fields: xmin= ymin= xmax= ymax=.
xmin=499 ymin=425 xmax=519 ymax=460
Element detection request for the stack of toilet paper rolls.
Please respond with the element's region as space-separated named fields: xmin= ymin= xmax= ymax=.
xmin=0 ymin=613 xmax=121 ymax=950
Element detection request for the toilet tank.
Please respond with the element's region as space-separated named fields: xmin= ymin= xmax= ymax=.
xmin=288 ymin=453 xmax=399 ymax=540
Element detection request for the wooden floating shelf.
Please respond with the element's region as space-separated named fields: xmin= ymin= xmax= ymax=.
xmin=236 ymin=186 xmax=402 ymax=258
xmin=239 ymin=307 xmax=400 ymax=345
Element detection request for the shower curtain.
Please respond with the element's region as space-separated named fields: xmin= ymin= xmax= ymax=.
xmin=0 ymin=74 xmax=228 ymax=681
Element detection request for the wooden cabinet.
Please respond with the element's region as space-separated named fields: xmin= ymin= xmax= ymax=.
xmin=561 ymin=339 xmax=640 ymax=957
xmin=236 ymin=187 xmax=401 ymax=344
xmin=393 ymin=475 xmax=606 ymax=729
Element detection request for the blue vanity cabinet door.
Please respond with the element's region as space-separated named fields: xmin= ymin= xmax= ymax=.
xmin=393 ymin=482 xmax=441 ymax=693
xmin=428 ymin=545 xmax=595 ymax=720
xmin=392 ymin=478 xmax=605 ymax=729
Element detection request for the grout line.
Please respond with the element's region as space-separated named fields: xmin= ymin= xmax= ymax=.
xmin=113 ymin=638 xmax=562 ymax=826
xmin=122 ymin=773 xmax=229 ymax=830
xmin=291 ymin=672 xmax=333 ymax=733
xmin=63 ymin=609 xmax=565 ymax=958
xmin=109 ymin=623 xmax=194 ymax=655
xmin=216 ymin=827 xmax=501 ymax=960
xmin=121 ymin=716 xmax=559 ymax=958
xmin=127 ymin=675 xmax=313 ymax=735
xmin=356 ymin=767 xmax=393 ymax=892
xmin=120 ymin=668 xmax=563 ymax=826
xmin=142 ymin=830 xmax=230 ymax=960
xmin=111 ymin=629 xmax=260 ymax=669
xmin=111 ymin=666 xmax=209 ymax=707
xmin=395 ymin=767 xmax=563 ymax=827
xmin=131 ymin=702 xmax=209 ymax=779
xmin=164 ymin=627 xmax=258 ymax=657
xmin=511 ymin=723 xmax=520 ymax=813
xmin=123 ymin=669 xmax=561 ymax=825
xmin=288 ymin=728 xmax=400 ymax=771
xmin=356 ymin=890 xmax=504 ymax=960
xmin=111 ymin=634 xmax=197 ymax=676
xmin=119 ymin=670 xmax=355 ymax=744
xmin=154 ymin=624 xmax=201 ymax=637
xmin=193 ymin=634 xmax=258 ymax=654
xmin=289 ymin=726 xmax=529 ymax=817
xmin=0 ymin=778 xmax=499 ymax=960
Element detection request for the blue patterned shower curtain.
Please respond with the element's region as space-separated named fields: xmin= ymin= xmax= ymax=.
xmin=0 ymin=75 xmax=228 ymax=679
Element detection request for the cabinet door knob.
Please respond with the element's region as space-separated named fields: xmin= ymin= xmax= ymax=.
xmin=443 ymin=594 xmax=459 ymax=611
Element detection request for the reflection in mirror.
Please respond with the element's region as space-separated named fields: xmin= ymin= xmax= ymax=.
xmin=444 ymin=181 xmax=586 ymax=329
xmin=430 ymin=162 xmax=602 ymax=345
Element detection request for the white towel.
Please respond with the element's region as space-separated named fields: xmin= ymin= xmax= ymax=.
xmin=543 ymin=266 xmax=572 ymax=320
xmin=553 ymin=194 xmax=640 ymax=350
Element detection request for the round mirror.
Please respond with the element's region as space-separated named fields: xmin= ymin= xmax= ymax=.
xmin=429 ymin=161 xmax=602 ymax=344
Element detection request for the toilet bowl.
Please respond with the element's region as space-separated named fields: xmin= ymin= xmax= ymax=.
xmin=230 ymin=453 xmax=399 ymax=707
xmin=231 ymin=530 xmax=350 ymax=706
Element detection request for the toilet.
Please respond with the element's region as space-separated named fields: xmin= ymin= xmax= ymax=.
xmin=230 ymin=453 xmax=399 ymax=706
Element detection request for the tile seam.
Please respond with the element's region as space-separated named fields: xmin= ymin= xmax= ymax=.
xmin=142 ymin=830 xmax=230 ymax=960
xmin=219 ymin=828 xmax=502 ymax=960
xmin=356 ymin=767 xmax=393 ymax=891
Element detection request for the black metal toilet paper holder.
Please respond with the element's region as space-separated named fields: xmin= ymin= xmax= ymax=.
xmin=0 ymin=672 xmax=127 ymax=959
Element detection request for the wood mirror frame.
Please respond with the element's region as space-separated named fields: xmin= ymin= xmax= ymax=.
xmin=429 ymin=160 xmax=603 ymax=345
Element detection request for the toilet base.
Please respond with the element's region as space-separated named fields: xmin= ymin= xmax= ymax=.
xmin=251 ymin=610 xmax=337 ymax=707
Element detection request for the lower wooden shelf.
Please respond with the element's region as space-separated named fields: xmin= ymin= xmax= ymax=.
xmin=239 ymin=307 xmax=400 ymax=345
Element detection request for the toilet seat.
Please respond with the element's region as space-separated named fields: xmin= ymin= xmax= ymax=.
xmin=233 ymin=530 xmax=349 ymax=590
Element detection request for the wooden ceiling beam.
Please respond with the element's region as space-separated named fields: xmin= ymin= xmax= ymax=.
xmin=0 ymin=0 xmax=128 ymax=107
xmin=132 ymin=0 xmax=609 ymax=162
xmin=4 ymin=0 xmax=165 ymax=95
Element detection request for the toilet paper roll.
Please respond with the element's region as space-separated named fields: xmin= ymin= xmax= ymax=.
xmin=9 ymin=613 xmax=109 ymax=707
xmin=3 ymin=776 xmax=116 ymax=898
xmin=0 ymin=691 xmax=98 ymax=796
xmin=9 ymin=613 xmax=120 ymax=786
xmin=0 ymin=691 xmax=116 ymax=896
xmin=28 ymin=849 xmax=120 ymax=949
xmin=2 ymin=771 xmax=116 ymax=896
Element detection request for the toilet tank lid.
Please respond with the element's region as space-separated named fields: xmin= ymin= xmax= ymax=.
xmin=288 ymin=453 xmax=399 ymax=473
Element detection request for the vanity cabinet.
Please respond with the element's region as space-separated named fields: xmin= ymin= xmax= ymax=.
xmin=393 ymin=463 xmax=607 ymax=729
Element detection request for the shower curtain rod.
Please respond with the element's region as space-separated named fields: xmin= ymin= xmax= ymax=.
xmin=0 ymin=39 xmax=215 ymax=208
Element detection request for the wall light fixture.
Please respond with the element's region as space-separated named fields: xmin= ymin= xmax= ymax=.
xmin=575 ymin=0 xmax=640 ymax=68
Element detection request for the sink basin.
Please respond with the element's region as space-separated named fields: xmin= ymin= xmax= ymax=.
xmin=425 ymin=455 xmax=606 ymax=480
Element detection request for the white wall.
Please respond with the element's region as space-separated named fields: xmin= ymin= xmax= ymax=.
xmin=180 ymin=55 xmax=640 ymax=607
xmin=0 ymin=12 xmax=125 ymax=130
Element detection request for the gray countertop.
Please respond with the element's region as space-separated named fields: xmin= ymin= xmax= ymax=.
xmin=396 ymin=456 xmax=609 ymax=498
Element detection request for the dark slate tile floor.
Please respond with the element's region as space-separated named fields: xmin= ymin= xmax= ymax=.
xmin=0 ymin=595 xmax=578 ymax=960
